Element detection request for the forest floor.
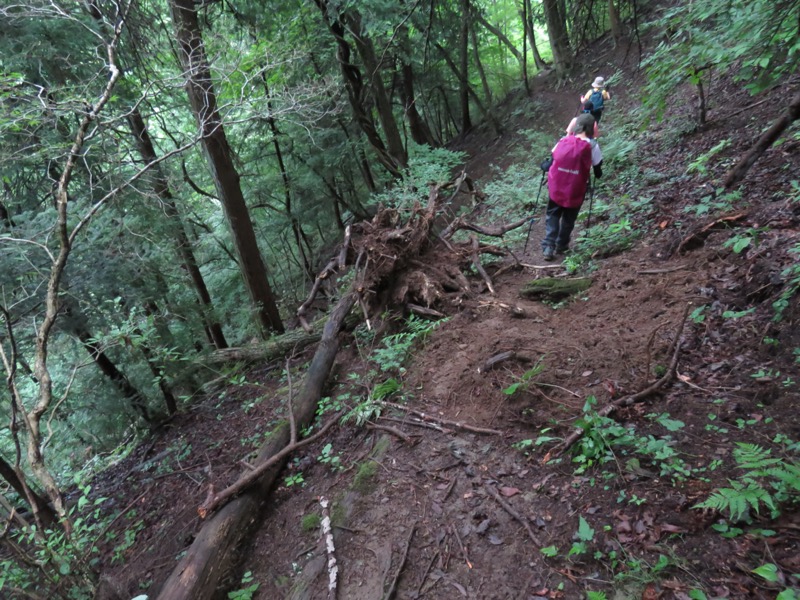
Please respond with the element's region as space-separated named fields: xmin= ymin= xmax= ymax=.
xmin=91 ymin=31 xmax=800 ymax=600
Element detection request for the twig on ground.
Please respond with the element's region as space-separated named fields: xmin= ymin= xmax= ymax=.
xmin=485 ymin=483 xmax=542 ymax=547
xmin=380 ymin=415 xmax=452 ymax=434
xmin=470 ymin=234 xmax=495 ymax=294
xmin=637 ymin=265 xmax=688 ymax=274
xmin=382 ymin=523 xmax=416 ymax=600
xmin=383 ymin=402 xmax=503 ymax=435
xmin=416 ymin=550 xmax=440 ymax=597
xmin=366 ymin=422 xmax=415 ymax=444
xmin=451 ymin=523 xmax=473 ymax=569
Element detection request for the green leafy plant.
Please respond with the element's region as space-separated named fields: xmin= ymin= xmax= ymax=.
xmin=695 ymin=443 xmax=800 ymax=522
xmin=283 ymin=473 xmax=305 ymax=487
xmin=317 ymin=443 xmax=344 ymax=472
xmin=228 ymin=571 xmax=260 ymax=600
xmin=370 ymin=315 xmax=446 ymax=373
xmin=502 ymin=360 xmax=546 ymax=396
xmin=686 ymin=140 xmax=732 ymax=175
xmin=568 ymin=516 xmax=595 ymax=557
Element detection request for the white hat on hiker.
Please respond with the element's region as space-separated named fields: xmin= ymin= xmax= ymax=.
xmin=592 ymin=76 xmax=605 ymax=88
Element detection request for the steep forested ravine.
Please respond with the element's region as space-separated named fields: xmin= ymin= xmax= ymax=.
xmin=1 ymin=1 xmax=799 ymax=599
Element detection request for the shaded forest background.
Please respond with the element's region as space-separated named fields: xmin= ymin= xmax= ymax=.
xmin=0 ymin=0 xmax=799 ymax=597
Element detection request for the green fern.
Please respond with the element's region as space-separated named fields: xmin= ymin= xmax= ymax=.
xmin=696 ymin=443 xmax=800 ymax=523
xmin=696 ymin=480 xmax=775 ymax=522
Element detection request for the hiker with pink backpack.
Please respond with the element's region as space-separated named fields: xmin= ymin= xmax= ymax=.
xmin=540 ymin=113 xmax=603 ymax=261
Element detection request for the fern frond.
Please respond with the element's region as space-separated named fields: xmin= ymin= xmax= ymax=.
xmin=733 ymin=443 xmax=781 ymax=471
xmin=695 ymin=481 xmax=774 ymax=522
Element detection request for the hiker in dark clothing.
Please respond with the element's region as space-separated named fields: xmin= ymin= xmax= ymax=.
xmin=541 ymin=113 xmax=603 ymax=261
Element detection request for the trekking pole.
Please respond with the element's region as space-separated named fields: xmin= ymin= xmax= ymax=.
xmin=523 ymin=170 xmax=547 ymax=254
xmin=585 ymin=176 xmax=595 ymax=231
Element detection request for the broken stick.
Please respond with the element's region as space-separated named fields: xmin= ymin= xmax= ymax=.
xmin=484 ymin=483 xmax=542 ymax=546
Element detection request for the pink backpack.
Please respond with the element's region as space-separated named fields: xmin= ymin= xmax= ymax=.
xmin=548 ymin=136 xmax=592 ymax=208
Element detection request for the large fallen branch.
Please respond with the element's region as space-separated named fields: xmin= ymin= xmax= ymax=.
xmin=156 ymin=180 xmax=466 ymax=600
xmin=724 ymin=89 xmax=800 ymax=188
xmin=155 ymin=293 xmax=356 ymax=600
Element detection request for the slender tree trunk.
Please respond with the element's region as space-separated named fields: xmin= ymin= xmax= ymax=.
xmin=459 ymin=0 xmax=473 ymax=133
xmin=542 ymin=0 xmax=572 ymax=73
xmin=435 ymin=45 xmax=502 ymax=135
xmin=469 ymin=19 xmax=493 ymax=104
xmin=521 ymin=0 xmax=530 ymax=91
xmin=75 ymin=328 xmax=152 ymax=421
xmin=523 ymin=0 xmax=548 ymax=70
xmin=127 ymin=109 xmax=228 ymax=349
xmin=725 ymin=90 xmax=800 ymax=188
xmin=169 ymin=0 xmax=284 ymax=336
xmin=314 ymin=0 xmax=403 ymax=178
xmin=345 ymin=11 xmax=408 ymax=169
xmin=262 ymin=87 xmax=315 ymax=282
xmin=400 ymin=27 xmax=436 ymax=146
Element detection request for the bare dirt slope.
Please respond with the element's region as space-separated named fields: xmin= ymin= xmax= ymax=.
xmin=93 ymin=34 xmax=800 ymax=600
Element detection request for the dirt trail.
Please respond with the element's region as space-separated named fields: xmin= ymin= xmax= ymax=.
xmin=93 ymin=34 xmax=800 ymax=600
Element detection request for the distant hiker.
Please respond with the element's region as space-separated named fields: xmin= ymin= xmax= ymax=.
xmin=541 ymin=113 xmax=603 ymax=261
xmin=581 ymin=77 xmax=611 ymax=123
xmin=566 ymin=101 xmax=600 ymax=137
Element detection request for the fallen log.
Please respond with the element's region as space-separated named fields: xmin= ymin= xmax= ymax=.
xmin=156 ymin=180 xmax=455 ymax=600
xmin=155 ymin=293 xmax=356 ymax=600
xmin=519 ymin=277 xmax=592 ymax=300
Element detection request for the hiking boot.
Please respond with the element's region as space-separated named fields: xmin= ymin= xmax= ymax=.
xmin=542 ymin=246 xmax=555 ymax=261
xmin=555 ymin=246 xmax=569 ymax=256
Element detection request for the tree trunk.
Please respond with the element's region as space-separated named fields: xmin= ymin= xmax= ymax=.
xmin=459 ymin=0 xmax=473 ymax=133
xmin=314 ymin=0 xmax=403 ymax=178
xmin=127 ymin=109 xmax=229 ymax=349
xmin=475 ymin=12 xmax=523 ymax=63
xmin=725 ymin=90 xmax=800 ymax=188
xmin=169 ymin=0 xmax=284 ymax=336
xmin=154 ymin=293 xmax=357 ymax=600
xmin=262 ymin=85 xmax=315 ymax=282
xmin=0 ymin=455 xmax=56 ymax=527
xmin=523 ymin=0 xmax=548 ymax=70
xmin=345 ymin=11 xmax=408 ymax=170
xmin=542 ymin=0 xmax=572 ymax=73
xmin=75 ymin=328 xmax=152 ymax=421
xmin=435 ymin=44 xmax=503 ymax=136
xmin=469 ymin=17 xmax=493 ymax=104
xmin=400 ymin=28 xmax=437 ymax=146
xmin=608 ymin=0 xmax=622 ymax=41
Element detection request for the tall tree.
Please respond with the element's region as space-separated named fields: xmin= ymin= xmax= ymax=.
xmin=542 ymin=0 xmax=572 ymax=73
xmin=169 ymin=0 xmax=284 ymax=336
xmin=127 ymin=109 xmax=229 ymax=349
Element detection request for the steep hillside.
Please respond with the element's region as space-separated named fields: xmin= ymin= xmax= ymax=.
xmin=91 ymin=30 xmax=800 ymax=600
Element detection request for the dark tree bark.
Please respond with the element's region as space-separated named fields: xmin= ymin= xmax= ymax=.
xmin=0 ymin=455 xmax=56 ymax=526
xmin=522 ymin=0 xmax=548 ymax=70
xmin=725 ymin=90 xmax=800 ymax=188
xmin=75 ymin=327 xmax=152 ymax=421
xmin=542 ymin=0 xmax=572 ymax=73
xmin=400 ymin=28 xmax=437 ymax=146
xmin=127 ymin=109 xmax=229 ymax=350
xmin=344 ymin=10 xmax=408 ymax=169
xmin=314 ymin=0 xmax=404 ymax=178
xmin=262 ymin=85 xmax=315 ymax=281
xmin=169 ymin=0 xmax=284 ymax=335
xmin=155 ymin=293 xmax=357 ymax=600
xmin=458 ymin=0 xmax=473 ymax=133
xmin=608 ymin=0 xmax=623 ymax=41
xmin=435 ymin=44 xmax=502 ymax=136
xmin=469 ymin=17 xmax=493 ymax=104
